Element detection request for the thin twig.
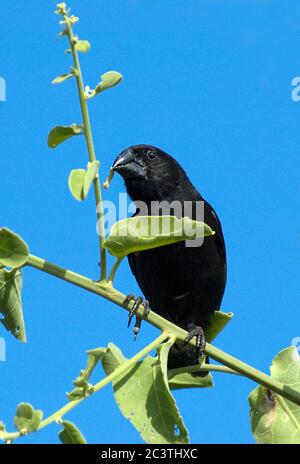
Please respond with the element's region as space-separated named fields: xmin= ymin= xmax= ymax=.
xmin=0 ymin=332 xmax=170 ymax=443
xmin=65 ymin=15 xmax=107 ymax=281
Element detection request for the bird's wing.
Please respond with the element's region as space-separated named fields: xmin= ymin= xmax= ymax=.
xmin=127 ymin=210 xmax=145 ymax=290
xmin=205 ymin=201 xmax=227 ymax=289
xmin=128 ymin=252 xmax=138 ymax=279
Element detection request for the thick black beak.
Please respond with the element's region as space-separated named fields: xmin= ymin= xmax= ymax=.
xmin=113 ymin=149 xmax=146 ymax=179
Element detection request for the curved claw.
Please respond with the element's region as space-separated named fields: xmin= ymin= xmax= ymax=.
xmin=124 ymin=295 xmax=151 ymax=338
xmin=185 ymin=325 xmax=206 ymax=356
xmin=133 ymin=317 xmax=142 ymax=341
xmin=143 ymin=300 xmax=151 ymax=318
xmin=127 ymin=297 xmax=143 ymax=328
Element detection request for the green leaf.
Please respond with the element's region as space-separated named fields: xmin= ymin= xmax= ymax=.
xmin=95 ymin=71 xmax=123 ymax=94
xmin=101 ymin=344 xmax=126 ymax=375
xmin=0 ymin=269 xmax=26 ymax=343
xmin=59 ymin=421 xmax=87 ymax=444
xmin=66 ymin=387 xmax=86 ymax=402
xmin=68 ymin=161 xmax=100 ymax=202
xmin=103 ymin=216 xmax=215 ymax=259
xmin=75 ymin=40 xmax=91 ymax=53
xmin=47 ymin=124 xmax=83 ymax=149
xmin=102 ymin=342 xmax=189 ymax=444
xmin=68 ymin=169 xmax=86 ymax=201
xmin=52 ymin=73 xmax=74 ymax=84
xmin=55 ymin=2 xmax=68 ymax=16
xmin=205 ymin=310 xmax=234 ymax=343
xmin=74 ymin=347 xmax=107 ymax=387
xmin=0 ymin=228 xmax=29 ymax=269
xmin=249 ymin=347 xmax=300 ymax=444
xmin=66 ymin=385 xmax=94 ymax=402
xmin=168 ymin=371 xmax=213 ymax=391
xmin=83 ymin=161 xmax=100 ymax=199
xmin=69 ymin=15 xmax=79 ymax=24
xmin=14 ymin=403 xmax=43 ymax=433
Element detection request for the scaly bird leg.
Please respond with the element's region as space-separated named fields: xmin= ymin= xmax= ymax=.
xmin=185 ymin=325 xmax=206 ymax=357
xmin=133 ymin=300 xmax=151 ymax=340
xmin=124 ymin=295 xmax=151 ymax=338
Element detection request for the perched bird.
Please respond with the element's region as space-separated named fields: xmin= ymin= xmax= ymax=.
xmin=112 ymin=145 xmax=226 ymax=371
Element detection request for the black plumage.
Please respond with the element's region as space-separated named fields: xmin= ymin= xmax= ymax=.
xmin=113 ymin=144 xmax=227 ymax=370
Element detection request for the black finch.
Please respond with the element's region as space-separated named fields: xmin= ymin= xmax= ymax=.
xmin=113 ymin=145 xmax=227 ymax=372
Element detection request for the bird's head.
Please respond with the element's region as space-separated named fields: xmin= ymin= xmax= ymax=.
xmin=112 ymin=144 xmax=188 ymax=203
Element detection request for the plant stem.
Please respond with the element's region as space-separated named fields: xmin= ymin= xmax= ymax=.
xmin=0 ymin=332 xmax=170 ymax=443
xmin=65 ymin=17 xmax=107 ymax=281
xmin=108 ymin=258 xmax=123 ymax=286
xmin=26 ymin=253 xmax=300 ymax=407
xmin=168 ymin=363 xmax=241 ymax=378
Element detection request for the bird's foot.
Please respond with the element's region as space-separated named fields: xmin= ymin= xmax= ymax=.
xmin=185 ymin=325 xmax=206 ymax=357
xmin=123 ymin=294 xmax=151 ymax=339
xmin=124 ymin=294 xmax=143 ymax=328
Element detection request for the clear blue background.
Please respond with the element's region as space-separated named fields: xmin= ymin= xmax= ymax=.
xmin=0 ymin=0 xmax=299 ymax=444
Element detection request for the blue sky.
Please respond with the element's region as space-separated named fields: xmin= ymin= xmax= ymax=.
xmin=0 ymin=0 xmax=300 ymax=444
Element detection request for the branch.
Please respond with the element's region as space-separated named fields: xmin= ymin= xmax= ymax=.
xmin=26 ymin=253 xmax=300 ymax=407
xmin=168 ymin=363 xmax=241 ymax=378
xmin=64 ymin=15 xmax=107 ymax=281
xmin=0 ymin=332 xmax=171 ymax=443
xmin=108 ymin=258 xmax=123 ymax=286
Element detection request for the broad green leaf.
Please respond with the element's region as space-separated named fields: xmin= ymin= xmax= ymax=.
xmin=95 ymin=71 xmax=123 ymax=94
xmin=0 ymin=228 xmax=29 ymax=269
xmin=156 ymin=339 xmax=189 ymax=442
xmin=168 ymin=371 xmax=213 ymax=390
xmin=102 ymin=342 xmax=189 ymax=444
xmin=83 ymin=161 xmax=100 ymax=199
xmin=75 ymin=40 xmax=91 ymax=53
xmin=206 ymin=310 xmax=234 ymax=343
xmin=48 ymin=124 xmax=83 ymax=148
xmin=74 ymin=347 xmax=107 ymax=387
xmin=101 ymin=344 xmax=126 ymax=375
xmin=103 ymin=216 xmax=215 ymax=259
xmin=68 ymin=161 xmax=100 ymax=202
xmin=68 ymin=169 xmax=86 ymax=201
xmin=52 ymin=73 xmax=74 ymax=84
xmin=14 ymin=403 xmax=43 ymax=433
xmin=0 ymin=269 xmax=26 ymax=343
xmin=249 ymin=347 xmax=300 ymax=444
xmin=59 ymin=421 xmax=87 ymax=444
xmin=0 ymin=422 xmax=6 ymax=432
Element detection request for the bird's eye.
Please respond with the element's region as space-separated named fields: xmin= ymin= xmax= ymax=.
xmin=146 ymin=151 xmax=157 ymax=161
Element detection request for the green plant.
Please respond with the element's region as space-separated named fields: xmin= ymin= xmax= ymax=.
xmin=0 ymin=3 xmax=299 ymax=444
